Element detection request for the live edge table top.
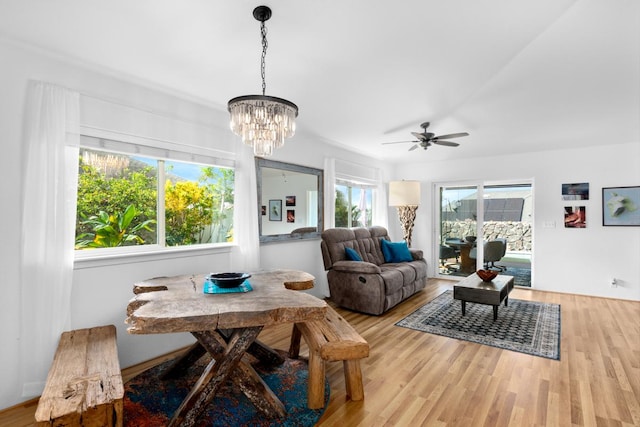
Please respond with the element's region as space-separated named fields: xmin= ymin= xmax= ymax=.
xmin=126 ymin=269 xmax=327 ymax=335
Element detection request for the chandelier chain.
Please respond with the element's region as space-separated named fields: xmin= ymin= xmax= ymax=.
xmin=260 ymin=21 xmax=268 ymax=96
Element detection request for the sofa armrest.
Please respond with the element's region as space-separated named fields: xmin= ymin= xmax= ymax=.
xmin=332 ymin=260 xmax=382 ymax=274
xmin=409 ymin=249 xmax=424 ymax=260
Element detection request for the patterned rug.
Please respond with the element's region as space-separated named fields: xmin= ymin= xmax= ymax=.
xmin=504 ymin=266 xmax=531 ymax=287
xmin=396 ymin=291 xmax=560 ymax=360
xmin=124 ymin=350 xmax=328 ymax=426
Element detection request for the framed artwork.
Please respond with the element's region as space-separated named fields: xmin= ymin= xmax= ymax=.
xmin=268 ymin=200 xmax=282 ymax=221
xmin=602 ymin=186 xmax=640 ymax=226
xmin=562 ymin=182 xmax=589 ymax=200
xmin=287 ymin=209 xmax=295 ymax=223
xmin=286 ymin=195 xmax=296 ymax=206
xmin=564 ymin=206 xmax=586 ymax=228
xmin=261 ymin=205 xmax=266 ymax=216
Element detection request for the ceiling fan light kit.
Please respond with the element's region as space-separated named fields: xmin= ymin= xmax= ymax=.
xmin=383 ymin=122 xmax=469 ymax=151
xmin=228 ymin=5 xmax=298 ymax=157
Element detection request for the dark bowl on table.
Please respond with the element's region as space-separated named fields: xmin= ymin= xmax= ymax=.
xmin=208 ymin=272 xmax=251 ymax=288
xmin=465 ymin=236 xmax=477 ymax=243
xmin=476 ymin=269 xmax=498 ymax=282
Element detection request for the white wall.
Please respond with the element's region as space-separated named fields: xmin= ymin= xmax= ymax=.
xmin=261 ymin=173 xmax=316 ymax=235
xmin=0 ymin=40 xmax=388 ymax=410
xmin=391 ymin=143 xmax=640 ymax=301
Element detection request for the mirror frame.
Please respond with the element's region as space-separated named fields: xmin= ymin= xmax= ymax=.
xmin=256 ymin=158 xmax=324 ymax=243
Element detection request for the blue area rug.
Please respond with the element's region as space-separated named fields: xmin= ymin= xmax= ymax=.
xmin=396 ymin=291 xmax=560 ymax=360
xmin=124 ymin=350 xmax=328 ymax=426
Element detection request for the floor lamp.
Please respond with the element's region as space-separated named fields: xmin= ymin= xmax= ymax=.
xmin=389 ymin=180 xmax=421 ymax=247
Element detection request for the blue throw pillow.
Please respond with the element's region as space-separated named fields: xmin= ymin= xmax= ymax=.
xmin=381 ymin=239 xmax=413 ymax=263
xmin=345 ymin=247 xmax=363 ymax=261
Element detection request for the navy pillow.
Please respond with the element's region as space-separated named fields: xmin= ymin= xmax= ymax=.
xmin=345 ymin=247 xmax=363 ymax=261
xmin=381 ymin=239 xmax=413 ymax=263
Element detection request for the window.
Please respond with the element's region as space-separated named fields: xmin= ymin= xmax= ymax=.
xmin=75 ymin=136 xmax=234 ymax=252
xmin=335 ymin=183 xmax=373 ymax=228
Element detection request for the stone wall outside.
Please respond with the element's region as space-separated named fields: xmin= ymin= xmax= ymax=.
xmin=442 ymin=220 xmax=532 ymax=252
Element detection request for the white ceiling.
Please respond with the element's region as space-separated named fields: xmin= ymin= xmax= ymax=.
xmin=1 ymin=0 xmax=638 ymax=162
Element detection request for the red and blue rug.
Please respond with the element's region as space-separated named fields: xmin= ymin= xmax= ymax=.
xmin=124 ymin=350 xmax=329 ymax=426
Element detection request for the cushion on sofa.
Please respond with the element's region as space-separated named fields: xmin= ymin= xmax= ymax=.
xmin=345 ymin=247 xmax=363 ymax=261
xmin=381 ymin=239 xmax=413 ymax=263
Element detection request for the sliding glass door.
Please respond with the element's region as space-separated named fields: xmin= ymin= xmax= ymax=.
xmin=436 ymin=181 xmax=532 ymax=287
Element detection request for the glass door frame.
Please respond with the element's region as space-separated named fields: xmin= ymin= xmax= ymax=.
xmin=433 ymin=179 xmax=534 ymax=281
xmin=434 ymin=180 xmax=483 ymax=279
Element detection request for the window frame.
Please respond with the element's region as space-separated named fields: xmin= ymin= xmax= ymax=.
xmin=74 ymin=133 xmax=236 ymax=265
xmin=334 ymin=179 xmax=375 ymax=228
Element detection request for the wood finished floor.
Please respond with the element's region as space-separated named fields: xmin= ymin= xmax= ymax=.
xmin=1 ymin=279 xmax=638 ymax=426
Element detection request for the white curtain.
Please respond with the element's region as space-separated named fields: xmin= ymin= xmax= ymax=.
xmin=231 ymin=142 xmax=260 ymax=271
xmin=323 ymin=157 xmax=336 ymax=229
xmin=20 ymin=81 xmax=80 ymax=396
xmin=372 ymin=167 xmax=389 ymax=228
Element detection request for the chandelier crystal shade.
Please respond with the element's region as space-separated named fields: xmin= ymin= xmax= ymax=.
xmin=228 ymin=6 xmax=298 ymax=157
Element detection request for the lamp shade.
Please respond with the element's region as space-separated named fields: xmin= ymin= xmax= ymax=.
xmin=389 ymin=180 xmax=421 ymax=206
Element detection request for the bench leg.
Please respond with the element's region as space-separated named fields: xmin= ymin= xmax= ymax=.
xmin=307 ymin=350 xmax=326 ymax=409
xmin=343 ymin=360 xmax=364 ymax=401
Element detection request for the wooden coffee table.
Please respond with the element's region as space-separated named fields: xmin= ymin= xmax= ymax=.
xmin=453 ymin=274 xmax=515 ymax=320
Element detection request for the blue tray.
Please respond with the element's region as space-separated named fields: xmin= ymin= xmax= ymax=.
xmin=203 ymin=279 xmax=253 ymax=294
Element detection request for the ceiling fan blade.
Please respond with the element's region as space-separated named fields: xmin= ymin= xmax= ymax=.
xmin=434 ymin=132 xmax=469 ymax=139
xmin=408 ymin=144 xmax=419 ymax=151
xmin=411 ymin=132 xmax=428 ymax=141
xmin=382 ymin=140 xmax=419 ymax=145
xmin=432 ymin=140 xmax=460 ymax=147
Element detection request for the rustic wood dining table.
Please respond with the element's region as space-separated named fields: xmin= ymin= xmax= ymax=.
xmin=125 ymin=269 xmax=327 ymax=427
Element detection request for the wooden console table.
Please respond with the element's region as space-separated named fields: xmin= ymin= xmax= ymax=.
xmin=126 ymin=269 xmax=326 ymax=427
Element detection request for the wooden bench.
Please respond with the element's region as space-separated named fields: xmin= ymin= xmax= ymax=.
xmin=289 ymin=306 xmax=369 ymax=409
xmin=35 ymin=325 xmax=124 ymax=427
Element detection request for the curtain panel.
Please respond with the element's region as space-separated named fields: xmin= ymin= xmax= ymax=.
xmin=19 ymin=81 xmax=80 ymax=396
xmin=231 ymin=142 xmax=260 ymax=271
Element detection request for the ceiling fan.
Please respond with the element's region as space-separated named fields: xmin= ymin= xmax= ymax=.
xmin=383 ymin=122 xmax=469 ymax=151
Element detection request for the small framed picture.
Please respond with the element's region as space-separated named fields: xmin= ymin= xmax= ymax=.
xmin=602 ymin=186 xmax=640 ymax=226
xmin=562 ymin=183 xmax=589 ymax=200
xmin=286 ymin=195 xmax=296 ymax=206
xmin=261 ymin=205 xmax=266 ymax=216
xmin=287 ymin=209 xmax=295 ymax=223
xmin=564 ymin=206 xmax=586 ymax=228
xmin=269 ymin=200 xmax=282 ymax=221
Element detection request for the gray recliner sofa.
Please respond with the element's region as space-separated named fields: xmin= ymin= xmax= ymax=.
xmin=320 ymin=226 xmax=428 ymax=315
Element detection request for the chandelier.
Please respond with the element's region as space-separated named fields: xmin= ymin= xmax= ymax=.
xmin=228 ymin=5 xmax=298 ymax=157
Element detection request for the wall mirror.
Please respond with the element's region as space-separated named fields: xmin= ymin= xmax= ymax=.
xmin=256 ymin=158 xmax=324 ymax=243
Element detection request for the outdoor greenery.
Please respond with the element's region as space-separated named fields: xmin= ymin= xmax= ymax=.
xmin=335 ymin=188 xmax=366 ymax=227
xmin=75 ymin=204 xmax=156 ymax=248
xmin=75 ymin=150 xmax=234 ymax=249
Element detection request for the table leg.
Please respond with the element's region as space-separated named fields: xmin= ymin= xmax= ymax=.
xmin=161 ymin=341 xmax=207 ymax=380
xmin=461 ymin=300 xmax=466 ymax=316
xmin=169 ymin=327 xmax=286 ymax=427
xmin=289 ymin=324 xmax=302 ymax=358
xmin=493 ymin=305 xmax=498 ymax=321
xmin=195 ymin=329 xmax=286 ymax=419
xmin=505 ymin=297 xmax=509 ymax=307
xmin=219 ymin=329 xmax=285 ymax=366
